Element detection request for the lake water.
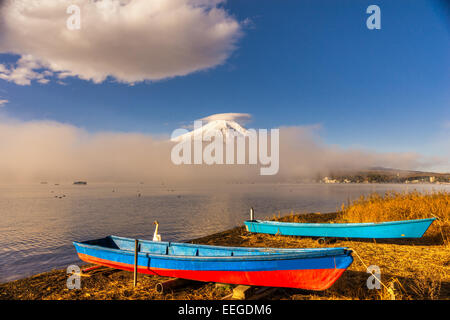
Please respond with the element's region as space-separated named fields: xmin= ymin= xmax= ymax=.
xmin=0 ymin=182 xmax=448 ymax=283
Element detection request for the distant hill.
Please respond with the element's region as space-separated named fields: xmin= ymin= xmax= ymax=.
xmin=321 ymin=167 xmax=450 ymax=184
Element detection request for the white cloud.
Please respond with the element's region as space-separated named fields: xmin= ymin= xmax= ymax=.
xmin=200 ymin=113 xmax=252 ymax=124
xmin=37 ymin=79 xmax=51 ymax=84
xmin=0 ymin=0 xmax=243 ymax=85
xmin=0 ymin=55 xmax=51 ymax=85
xmin=0 ymin=99 xmax=9 ymax=107
xmin=179 ymin=112 xmax=252 ymax=129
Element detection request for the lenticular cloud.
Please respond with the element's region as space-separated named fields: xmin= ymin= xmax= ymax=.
xmin=0 ymin=0 xmax=243 ymax=85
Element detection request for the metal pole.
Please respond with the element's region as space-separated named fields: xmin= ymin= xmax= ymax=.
xmin=133 ymin=239 xmax=138 ymax=287
xmin=250 ymin=207 xmax=254 ymax=221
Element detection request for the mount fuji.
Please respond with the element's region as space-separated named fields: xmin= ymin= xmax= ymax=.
xmin=172 ymin=119 xmax=250 ymax=142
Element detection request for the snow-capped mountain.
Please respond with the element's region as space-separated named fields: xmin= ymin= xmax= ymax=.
xmin=172 ymin=119 xmax=249 ymax=142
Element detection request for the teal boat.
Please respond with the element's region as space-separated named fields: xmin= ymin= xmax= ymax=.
xmin=244 ymin=217 xmax=436 ymax=239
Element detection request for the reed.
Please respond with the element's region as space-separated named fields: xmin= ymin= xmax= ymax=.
xmin=339 ymin=190 xmax=450 ymax=244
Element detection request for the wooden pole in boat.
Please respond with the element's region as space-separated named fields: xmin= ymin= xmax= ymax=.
xmin=133 ymin=239 xmax=138 ymax=287
xmin=250 ymin=207 xmax=255 ymax=221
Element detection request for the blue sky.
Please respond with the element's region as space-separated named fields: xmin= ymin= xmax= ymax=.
xmin=0 ymin=0 xmax=449 ymax=161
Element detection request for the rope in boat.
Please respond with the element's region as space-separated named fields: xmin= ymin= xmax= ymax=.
xmin=348 ymin=247 xmax=396 ymax=300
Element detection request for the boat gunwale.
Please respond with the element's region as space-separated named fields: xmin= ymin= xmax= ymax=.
xmin=245 ymin=217 xmax=436 ymax=228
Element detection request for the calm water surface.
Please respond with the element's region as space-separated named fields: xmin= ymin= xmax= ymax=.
xmin=0 ymin=183 xmax=448 ymax=282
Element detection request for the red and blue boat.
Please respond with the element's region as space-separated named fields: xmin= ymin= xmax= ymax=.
xmin=73 ymin=235 xmax=353 ymax=290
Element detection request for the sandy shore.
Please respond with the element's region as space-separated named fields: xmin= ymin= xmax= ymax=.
xmin=1 ymin=212 xmax=449 ymax=300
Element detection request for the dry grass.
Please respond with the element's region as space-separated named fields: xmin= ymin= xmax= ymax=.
xmin=1 ymin=191 xmax=449 ymax=300
xmin=0 ymin=268 xmax=233 ymax=300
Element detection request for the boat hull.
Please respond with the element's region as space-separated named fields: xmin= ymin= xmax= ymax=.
xmin=73 ymin=237 xmax=353 ymax=290
xmin=244 ymin=218 xmax=436 ymax=239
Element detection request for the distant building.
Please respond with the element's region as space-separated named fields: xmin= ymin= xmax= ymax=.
xmin=322 ymin=177 xmax=338 ymax=184
xmin=429 ymin=176 xmax=435 ymax=183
